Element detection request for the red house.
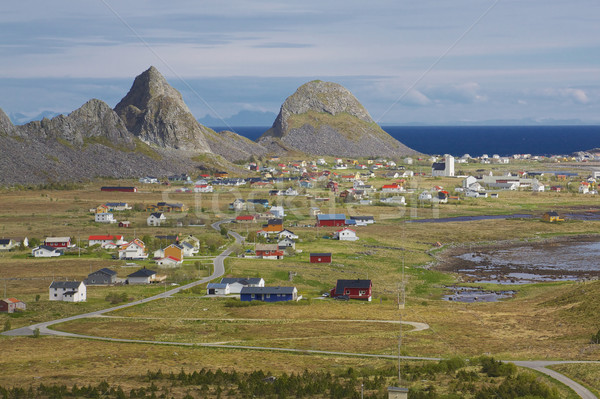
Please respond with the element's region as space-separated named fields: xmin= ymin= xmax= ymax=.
xmin=255 ymin=244 xmax=284 ymax=259
xmin=310 ymin=253 xmax=332 ymax=263
xmin=44 ymin=237 xmax=71 ymax=248
xmin=0 ymin=298 xmax=26 ymax=313
xmin=330 ymin=279 xmax=372 ymax=301
xmin=316 ymin=214 xmax=346 ymax=227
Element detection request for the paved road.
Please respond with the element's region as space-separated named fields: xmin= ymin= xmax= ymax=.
xmin=513 ymin=361 xmax=598 ymax=399
xmin=2 ymin=219 xmax=241 ymax=337
xmin=2 ymin=221 xmax=598 ymax=398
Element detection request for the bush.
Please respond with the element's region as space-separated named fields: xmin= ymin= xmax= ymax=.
xmin=105 ymin=292 xmax=129 ymax=304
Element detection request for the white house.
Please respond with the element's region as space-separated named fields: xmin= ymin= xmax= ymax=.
xmin=180 ymin=241 xmax=198 ymax=256
xmin=49 ymin=281 xmax=86 ymax=302
xmin=147 ymin=212 xmax=167 ymax=227
xmin=278 ymin=229 xmax=298 ymax=240
xmin=219 ymin=277 xmax=265 ymax=294
xmin=403 ymin=157 xmax=414 ymax=165
xmin=105 ymin=202 xmax=131 ymax=211
xmin=193 ymin=184 xmax=213 ymax=193
xmin=32 ymin=245 xmax=63 ymax=257
xmin=156 ymin=256 xmax=183 ymax=267
xmin=530 ymin=181 xmax=545 ymax=192
xmin=309 ymin=207 xmax=322 ymax=217
xmin=334 ymin=227 xmax=359 ymax=241
xmin=418 ymin=191 xmax=433 ymax=201
xmin=118 ymin=239 xmax=147 ymax=260
xmin=278 ymin=237 xmax=296 ymax=250
xmin=381 ymin=184 xmax=404 ymax=193
xmin=206 ymin=283 xmax=230 ymax=295
xmin=139 ymin=176 xmax=159 ymax=184
xmin=380 ymin=196 xmax=406 ymax=205
xmin=269 ymin=206 xmax=285 ymax=218
xmin=284 ymin=187 xmax=298 ymax=196
xmin=88 ymin=235 xmax=125 ymax=247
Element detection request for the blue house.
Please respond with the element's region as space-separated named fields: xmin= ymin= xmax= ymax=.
xmin=240 ymin=286 xmax=298 ymax=302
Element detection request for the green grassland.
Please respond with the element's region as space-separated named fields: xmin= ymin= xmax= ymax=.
xmin=1 ymin=162 xmax=600 ymax=396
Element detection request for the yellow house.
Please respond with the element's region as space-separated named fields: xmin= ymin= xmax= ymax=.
xmin=96 ymin=204 xmax=109 ymax=214
xmin=542 ymin=211 xmax=564 ymax=222
xmin=164 ymin=244 xmax=184 ymax=261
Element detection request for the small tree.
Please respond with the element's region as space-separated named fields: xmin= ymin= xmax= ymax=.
xmin=32 ymin=328 xmax=40 ymax=338
xmin=3 ymin=319 xmax=11 ymax=332
xmin=591 ymin=329 xmax=600 ymax=344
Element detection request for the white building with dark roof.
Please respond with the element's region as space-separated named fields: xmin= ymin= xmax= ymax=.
xmin=49 ymin=281 xmax=86 ymax=302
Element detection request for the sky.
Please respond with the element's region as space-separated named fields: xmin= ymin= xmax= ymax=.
xmin=1 ymin=0 xmax=599 ymax=125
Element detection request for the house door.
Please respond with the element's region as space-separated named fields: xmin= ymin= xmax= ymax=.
xmin=208 ymin=289 xmax=215 ymax=295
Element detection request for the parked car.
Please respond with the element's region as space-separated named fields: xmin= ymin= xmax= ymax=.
xmin=322 ymin=292 xmax=330 ymax=297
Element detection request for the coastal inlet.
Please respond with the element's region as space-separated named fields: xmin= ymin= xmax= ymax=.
xmin=436 ymin=237 xmax=600 ymax=285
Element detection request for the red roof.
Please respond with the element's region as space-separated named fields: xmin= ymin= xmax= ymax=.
xmin=236 ymin=215 xmax=255 ymax=220
xmin=382 ymin=184 xmax=401 ymax=189
xmin=89 ymin=235 xmax=123 ymax=241
xmin=336 ymin=227 xmax=356 ymax=233
xmin=6 ymin=298 xmax=21 ymax=303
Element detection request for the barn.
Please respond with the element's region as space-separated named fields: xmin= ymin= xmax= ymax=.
xmin=310 ymin=253 xmax=332 ymax=263
xmin=316 ymin=214 xmax=346 ymax=227
xmin=101 ymin=186 xmax=137 ymax=193
xmin=330 ymin=279 xmax=372 ymax=301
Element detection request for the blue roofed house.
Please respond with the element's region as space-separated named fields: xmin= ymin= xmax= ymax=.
xmin=240 ymin=286 xmax=298 ymax=302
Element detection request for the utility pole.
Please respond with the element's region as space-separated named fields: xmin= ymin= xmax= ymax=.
xmin=398 ymin=312 xmax=402 ymax=387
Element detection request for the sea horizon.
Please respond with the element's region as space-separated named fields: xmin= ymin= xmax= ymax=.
xmin=210 ymin=124 xmax=600 ymax=157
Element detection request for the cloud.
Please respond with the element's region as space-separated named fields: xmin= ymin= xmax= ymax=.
xmin=399 ymin=89 xmax=432 ymax=106
xmin=559 ymin=88 xmax=589 ymax=104
xmin=425 ymin=82 xmax=487 ymax=104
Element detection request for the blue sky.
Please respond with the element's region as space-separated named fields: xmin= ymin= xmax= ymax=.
xmin=1 ymin=0 xmax=599 ymax=125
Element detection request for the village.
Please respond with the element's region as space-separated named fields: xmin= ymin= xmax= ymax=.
xmin=2 ymin=153 xmax=600 ymax=398
xmin=1 ymin=152 xmax=595 ymax=310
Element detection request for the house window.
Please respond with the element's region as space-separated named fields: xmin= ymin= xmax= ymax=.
xmin=251 ymin=294 xmax=255 ymax=299
xmin=54 ymin=294 xmax=57 ymax=297
xmin=266 ymin=294 xmax=270 ymax=298
xmin=359 ymin=290 xmax=366 ymax=296
xmin=345 ymin=290 xmax=350 ymax=295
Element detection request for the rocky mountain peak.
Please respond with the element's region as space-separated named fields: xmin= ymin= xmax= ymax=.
xmin=114 ymin=66 xmax=212 ymax=152
xmin=114 ymin=66 xmax=183 ymax=114
xmin=258 ymin=80 xmax=418 ymax=157
xmin=271 ymin=80 xmax=374 ymax=137
xmin=0 ymin=107 xmax=15 ymax=135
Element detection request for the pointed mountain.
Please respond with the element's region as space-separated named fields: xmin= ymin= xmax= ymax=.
xmin=258 ymin=80 xmax=418 ymax=157
xmin=114 ymin=66 xmax=212 ymax=152
xmin=0 ymin=108 xmax=15 ymax=136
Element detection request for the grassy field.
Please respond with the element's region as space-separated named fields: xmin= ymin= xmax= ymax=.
xmin=1 ymin=166 xmax=600 ymax=396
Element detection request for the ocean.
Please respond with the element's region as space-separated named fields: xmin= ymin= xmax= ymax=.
xmin=210 ymin=125 xmax=600 ymax=157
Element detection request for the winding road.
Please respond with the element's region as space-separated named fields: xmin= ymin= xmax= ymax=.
xmin=2 ymin=220 xmax=598 ymax=398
